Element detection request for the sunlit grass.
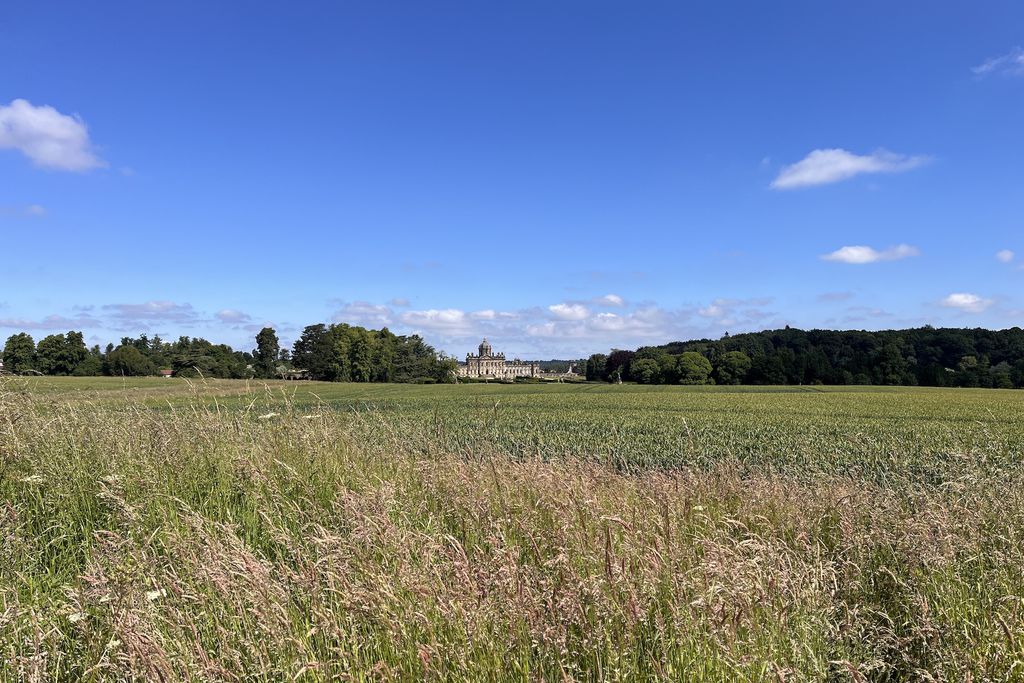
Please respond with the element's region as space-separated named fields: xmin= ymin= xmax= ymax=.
xmin=2 ymin=378 xmax=1023 ymax=680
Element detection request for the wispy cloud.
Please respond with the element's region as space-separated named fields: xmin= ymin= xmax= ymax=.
xmin=941 ymin=292 xmax=993 ymax=313
xmin=0 ymin=203 xmax=48 ymax=218
xmin=400 ymin=260 xmax=442 ymax=273
xmin=771 ymin=148 xmax=929 ymax=189
xmin=695 ymin=297 xmax=775 ymax=327
xmin=996 ymin=249 xmax=1015 ymax=264
xmin=592 ymin=293 xmax=625 ymax=307
xmin=0 ymin=313 xmax=101 ymax=331
xmin=0 ymin=99 xmax=105 ymax=171
xmin=973 ymin=47 xmax=1024 ymax=77
xmin=821 ymin=244 xmax=919 ymax=264
xmin=817 ymin=291 xmax=855 ymax=302
xmin=102 ymin=301 xmax=199 ymax=328
xmin=216 ymin=309 xmax=252 ymax=324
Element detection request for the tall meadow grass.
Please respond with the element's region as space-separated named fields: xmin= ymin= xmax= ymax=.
xmin=2 ymin=380 xmax=1023 ymax=680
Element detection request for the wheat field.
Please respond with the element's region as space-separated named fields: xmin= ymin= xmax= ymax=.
xmin=2 ymin=377 xmax=1023 ymax=681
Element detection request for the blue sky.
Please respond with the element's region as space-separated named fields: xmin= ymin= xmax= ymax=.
xmin=2 ymin=2 xmax=1022 ymax=358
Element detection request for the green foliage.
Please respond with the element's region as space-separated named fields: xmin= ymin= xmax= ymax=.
xmin=714 ymin=350 xmax=751 ymax=384
xmin=9 ymin=323 xmax=1024 ymax=388
xmin=585 ymin=353 xmax=607 ymax=381
xmin=604 ymin=350 xmax=634 ymax=383
xmin=253 ymin=327 xmax=280 ymax=378
xmin=34 ymin=331 xmax=87 ymax=375
xmin=105 ymin=345 xmax=156 ymax=376
xmin=677 ymin=351 xmax=712 ymax=385
xmin=72 ymin=345 xmax=103 ymax=376
xmin=634 ymin=326 xmax=1024 ymax=388
xmin=2 ymin=333 xmax=36 ymax=373
xmin=292 ymin=323 xmax=454 ymax=383
xmin=630 ymin=358 xmax=660 ymax=384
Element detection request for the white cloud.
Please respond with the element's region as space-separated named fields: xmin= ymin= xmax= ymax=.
xmin=399 ymin=308 xmax=469 ymax=331
xmin=698 ymin=300 xmax=728 ymax=317
xmin=389 ymin=297 xmax=411 ymax=307
xmin=593 ymin=293 xmax=625 ymax=307
xmin=941 ymin=292 xmax=993 ymax=313
xmin=821 ymin=244 xmax=919 ymax=264
xmin=548 ymin=303 xmax=589 ymax=320
xmin=470 ymin=309 xmax=497 ymax=320
xmin=973 ymin=47 xmax=1024 ymax=77
xmin=526 ymin=321 xmax=588 ymax=338
xmin=0 ymin=99 xmax=105 ymax=171
xmin=333 ymin=301 xmax=394 ymax=327
xmin=307 ymin=295 xmax=782 ymax=358
xmin=586 ymin=310 xmax=664 ymax=334
xmin=996 ymin=249 xmax=1015 ymax=263
xmin=590 ymin=312 xmax=623 ymax=331
xmin=771 ymin=148 xmax=929 ymax=189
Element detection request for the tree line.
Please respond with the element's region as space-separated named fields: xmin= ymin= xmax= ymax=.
xmin=8 ymin=324 xmax=1024 ymax=388
xmin=585 ymin=326 xmax=1024 ymax=388
xmin=1 ymin=323 xmax=457 ymax=383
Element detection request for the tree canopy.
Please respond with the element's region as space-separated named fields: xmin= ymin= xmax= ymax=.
xmin=586 ymin=326 xmax=1024 ymax=388
xmin=2 ymin=333 xmax=36 ymax=374
xmin=6 ymin=324 xmax=1024 ymax=388
xmin=3 ymin=322 xmax=456 ymax=384
xmin=291 ymin=324 xmax=455 ymax=383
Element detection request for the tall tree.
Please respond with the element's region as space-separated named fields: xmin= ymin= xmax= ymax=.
xmin=36 ymin=333 xmax=80 ymax=375
xmin=65 ymin=330 xmax=89 ymax=373
xmin=585 ymin=354 xmax=607 ymax=381
xmin=3 ymin=333 xmax=36 ymax=373
xmin=292 ymin=324 xmax=334 ymax=380
xmin=254 ymin=327 xmax=280 ymax=378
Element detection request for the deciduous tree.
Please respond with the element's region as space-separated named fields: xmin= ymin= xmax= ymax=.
xmin=2 ymin=333 xmax=36 ymax=373
xmin=713 ymin=351 xmax=751 ymax=385
xmin=254 ymin=327 xmax=280 ymax=378
xmin=677 ymin=352 xmax=713 ymax=385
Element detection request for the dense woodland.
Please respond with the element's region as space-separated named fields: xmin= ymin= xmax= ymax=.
xmin=586 ymin=326 xmax=1024 ymax=388
xmin=1 ymin=324 xmax=457 ymax=383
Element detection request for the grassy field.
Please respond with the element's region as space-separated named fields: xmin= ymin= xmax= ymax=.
xmin=2 ymin=377 xmax=1024 ymax=680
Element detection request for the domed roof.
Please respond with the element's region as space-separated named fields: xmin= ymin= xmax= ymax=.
xmin=479 ymin=338 xmax=493 ymax=356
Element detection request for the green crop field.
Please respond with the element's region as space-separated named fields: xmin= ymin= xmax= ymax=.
xmin=3 ymin=377 xmax=1024 ymax=680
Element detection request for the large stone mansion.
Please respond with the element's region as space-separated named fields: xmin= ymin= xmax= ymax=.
xmin=457 ymin=339 xmax=540 ymax=379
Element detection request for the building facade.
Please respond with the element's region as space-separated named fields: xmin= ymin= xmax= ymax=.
xmin=457 ymin=338 xmax=540 ymax=379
